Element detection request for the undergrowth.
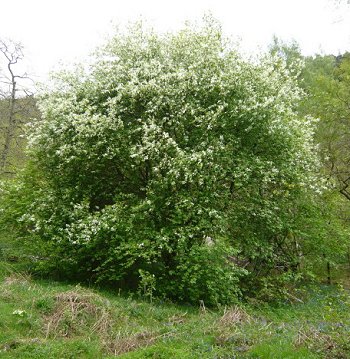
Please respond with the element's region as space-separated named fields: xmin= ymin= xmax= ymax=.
xmin=1 ymin=259 xmax=350 ymax=358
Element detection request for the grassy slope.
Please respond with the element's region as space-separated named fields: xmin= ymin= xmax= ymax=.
xmin=0 ymin=260 xmax=350 ymax=359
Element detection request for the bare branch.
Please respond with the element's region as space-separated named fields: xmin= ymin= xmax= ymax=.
xmin=0 ymin=38 xmax=34 ymax=174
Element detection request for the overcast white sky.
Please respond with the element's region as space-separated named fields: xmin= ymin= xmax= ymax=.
xmin=0 ymin=0 xmax=349 ymax=83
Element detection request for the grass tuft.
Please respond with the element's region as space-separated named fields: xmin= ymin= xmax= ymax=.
xmin=106 ymin=330 xmax=167 ymax=356
xmin=3 ymin=272 xmax=32 ymax=286
xmin=44 ymin=287 xmax=113 ymax=339
xmin=218 ymin=306 xmax=252 ymax=327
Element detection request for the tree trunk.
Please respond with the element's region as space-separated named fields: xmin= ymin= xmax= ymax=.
xmin=0 ymin=77 xmax=16 ymax=171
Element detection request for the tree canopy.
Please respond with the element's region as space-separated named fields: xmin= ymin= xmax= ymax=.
xmin=1 ymin=20 xmax=345 ymax=304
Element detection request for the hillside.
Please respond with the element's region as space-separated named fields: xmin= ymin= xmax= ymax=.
xmin=0 ymin=257 xmax=350 ymax=358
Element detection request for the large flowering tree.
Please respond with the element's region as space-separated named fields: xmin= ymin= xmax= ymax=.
xmin=7 ymin=20 xmax=325 ymax=304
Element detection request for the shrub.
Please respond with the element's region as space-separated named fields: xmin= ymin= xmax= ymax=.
xmin=1 ymin=18 xmax=328 ymax=304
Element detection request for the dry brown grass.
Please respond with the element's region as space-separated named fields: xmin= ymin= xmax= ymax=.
xmin=43 ymin=288 xmax=175 ymax=355
xmin=106 ymin=330 xmax=173 ymax=356
xmin=294 ymin=327 xmax=343 ymax=358
xmin=214 ymin=306 xmax=254 ymax=349
xmin=167 ymin=312 xmax=188 ymax=325
xmin=3 ymin=272 xmax=32 ymax=286
xmin=218 ymin=306 xmax=252 ymax=327
xmin=106 ymin=331 xmax=157 ymax=356
xmin=44 ymin=288 xmax=114 ymax=339
xmin=0 ymin=288 xmax=15 ymax=302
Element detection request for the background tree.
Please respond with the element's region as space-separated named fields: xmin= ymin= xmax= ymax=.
xmin=301 ymin=53 xmax=350 ymax=200
xmin=0 ymin=39 xmax=37 ymax=175
xmin=269 ymin=38 xmax=350 ymax=281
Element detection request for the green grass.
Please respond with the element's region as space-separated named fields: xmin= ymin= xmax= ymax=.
xmin=0 ymin=260 xmax=350 ymax=358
